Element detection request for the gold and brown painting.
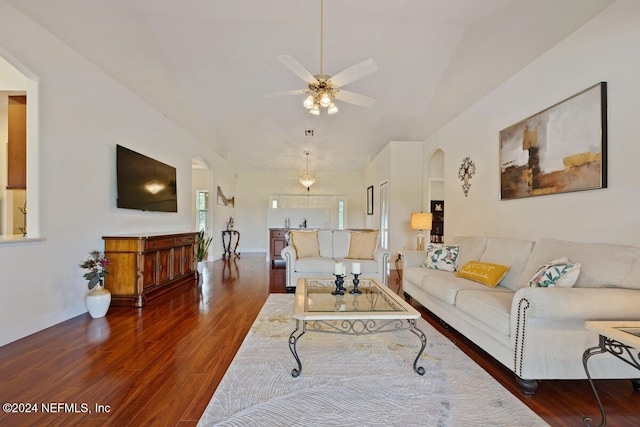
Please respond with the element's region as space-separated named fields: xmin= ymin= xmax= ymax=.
xmin=499 ymin=82 xmax=607 ymax=200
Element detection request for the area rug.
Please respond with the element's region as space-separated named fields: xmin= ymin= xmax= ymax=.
xmin=198 ymin=294 xmax=548 ymax=426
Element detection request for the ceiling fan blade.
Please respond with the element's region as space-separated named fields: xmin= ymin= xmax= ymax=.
xmin=334 ymin=90 xmax=376 ymax=108
xmin=262 ymin=89 xmax=308 ymax=98
xmin=277 ymin=55 xmax=318 ymax=85
xmin=329 ymin=58 xmax=378 ymax=88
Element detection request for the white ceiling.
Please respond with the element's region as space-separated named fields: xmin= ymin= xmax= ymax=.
xmin=7 ymin=0 xmax=613 ymax=172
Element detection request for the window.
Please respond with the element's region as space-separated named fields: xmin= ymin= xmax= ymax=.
xmin=196 ymin=190 xmax=209 ymax=232
xmin=337 ymin=198 xmax=347 ymax=230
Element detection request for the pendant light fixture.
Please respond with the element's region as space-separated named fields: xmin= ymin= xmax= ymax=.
xmin=299 ymin=151 xmax=316 ymax=191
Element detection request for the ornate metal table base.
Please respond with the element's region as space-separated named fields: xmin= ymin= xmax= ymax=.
xmin=582 ymin=335 xmax=640 ymax=427
xmin=288 ymin=318 xmax=427 ymax=377
xmin=221 ymin=229 xmax=240 ymax=258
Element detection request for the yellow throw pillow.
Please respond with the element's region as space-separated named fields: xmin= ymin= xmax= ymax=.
xmin=289 ymin=230 xmax=320 ymax=259
xmin=346 ymin=231 xmax=379 ymax=260
xmin=456 ymin=261 xmax=510 ymax=288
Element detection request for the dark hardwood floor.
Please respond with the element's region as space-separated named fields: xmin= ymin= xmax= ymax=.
xmin=0 ymin=253 xmax=637 ymax=426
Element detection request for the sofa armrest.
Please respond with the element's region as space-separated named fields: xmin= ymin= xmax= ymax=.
xmin=373 ymin=247 xmax=390 ymax=285
xmin=512 ymin=287 xmax=640 ymax=321
xmin=281 ymin=245 xmax=296 ymax=261
xmin=402 ymin=251 xmax=426 ymax=268
xmin=373 ymin=247 xmax=389 ymax=262
xmin=281 ymin=245 xmax=296 ymax=288
xmin=511 ymin=286 xmax=640 ymax=380
xmin=512 ymin=286 xmax=640 ymax=355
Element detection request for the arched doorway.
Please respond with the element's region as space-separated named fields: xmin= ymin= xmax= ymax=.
xmin=427 ymin=149 xmax=444 ymax=243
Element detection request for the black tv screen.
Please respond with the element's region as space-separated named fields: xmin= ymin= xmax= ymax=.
xmin=116 ymin=145 xmax=178 ymax=212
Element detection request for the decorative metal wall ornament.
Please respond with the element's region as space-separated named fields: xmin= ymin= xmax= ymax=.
xmin=458 ymin=157 xmax=476 ymax=197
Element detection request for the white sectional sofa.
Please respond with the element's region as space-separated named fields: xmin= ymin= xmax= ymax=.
xmin=402 ymin=236 xmax=640 ymax=394
xmin=281 ymin=229 xmax=389 ymax=290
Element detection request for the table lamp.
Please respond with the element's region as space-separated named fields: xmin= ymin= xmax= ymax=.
xmin=410 ymin=212 xmax=432 ymax=251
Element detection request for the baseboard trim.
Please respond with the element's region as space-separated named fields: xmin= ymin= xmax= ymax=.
xmin=0 ymin=303 xmax=86 ymax=347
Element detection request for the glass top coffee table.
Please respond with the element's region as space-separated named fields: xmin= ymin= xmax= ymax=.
xmin=288 ymin=277 xmax=427 ymax=377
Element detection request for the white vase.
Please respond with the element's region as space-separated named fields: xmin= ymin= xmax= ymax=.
xmin=86 ymin=284 xmax=111 ymax=319
xmin=197 ymin=261 xmax=205 ymax=281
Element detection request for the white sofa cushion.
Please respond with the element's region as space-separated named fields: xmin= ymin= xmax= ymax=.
xmin=419 ymin=269 xmax=496 ymax=305
xmin=404 ymin=266 xmax=434 ymax=288
xmin=335 ymin=258 xmax=379 ymax=274
xmin=317 ymin=230 xmax=334 ymax=258
xmin=480 ymin=237 xmax=534 ymax=291
xmin=332 ymin=230 xmax=351 ymax=259
xmin=622 ymin=260 xmax=640 ymax=290
xmin=456 ymin=289 xmax=513 ymax=336
xmin=293 ymin=257 xmax=338 ymax=273
xmin=449 ymin=236 xmax=488 ymax=270
xmin=518 ymin=238 xmax=640 ymax=289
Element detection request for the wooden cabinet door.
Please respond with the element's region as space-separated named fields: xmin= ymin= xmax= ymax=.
xmin=183 ymin=244 xmax=195 ymax=274
xmin=173 ymin=247 xmax=183 ymax=278
xmin=172 ymin=246 xmax=194 ymax=277
xmin=272 ymin=238 xmax=286 ymax=260
xmin=270 ymin=229 xmax=287 ymax=262
xmin=143 ymin=252 xmax=157 ymax=289
xmin=158 ymin=249 xmax=171 ymax=284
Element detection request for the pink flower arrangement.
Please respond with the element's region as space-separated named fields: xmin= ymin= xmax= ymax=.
xmin=80 ymin=250 xmax=110 ymax=290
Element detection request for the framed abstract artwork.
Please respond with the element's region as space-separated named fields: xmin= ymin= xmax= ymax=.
xmin=366 ymin=185 xmax=374 ymax=215
xmin=499 ymin=82 xmax=607 ymax=200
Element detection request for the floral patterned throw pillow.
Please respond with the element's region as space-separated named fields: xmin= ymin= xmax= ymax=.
xmin=422 ymin=244 xmax=460 ymax=272
xmin=528 ymin=257 xmax=581 ymax=288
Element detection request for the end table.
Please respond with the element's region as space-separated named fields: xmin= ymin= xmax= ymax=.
xmin=221 ymin=229 xmax=240 ymax=258
xmin=582 ymin=321 xmax=640 ymax=427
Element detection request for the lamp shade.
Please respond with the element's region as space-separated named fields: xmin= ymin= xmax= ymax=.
xmin=410 ymin=212 xmax=432 ymax=230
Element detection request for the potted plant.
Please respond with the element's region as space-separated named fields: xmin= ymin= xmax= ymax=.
xmin=197 ymin=229 xmax=213 ymax=277
xmin=80 ymin=250 xmax=112 ymax=318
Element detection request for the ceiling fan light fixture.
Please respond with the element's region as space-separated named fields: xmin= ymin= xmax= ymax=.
xmin=303 ymin=94 xmax=315 ymax=109
xmin=265 ymin=0 xmax=376 ymax=116
xmin=320 ymin=92 xmax=331 ymax=108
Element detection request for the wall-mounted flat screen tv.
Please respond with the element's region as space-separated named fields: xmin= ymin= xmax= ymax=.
xmin=116 ymin=145 xmax=178 ymax=212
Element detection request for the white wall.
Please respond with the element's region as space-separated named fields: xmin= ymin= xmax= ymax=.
xmin=365 ymin=141 xmax=422 ymax=260
xmin=0 ymin=2 xmax=236 ymax=346
xmin=423 ymin=0 xmax=640 ymax=246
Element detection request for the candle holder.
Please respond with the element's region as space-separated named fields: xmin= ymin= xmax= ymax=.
xmin=332 ymin=274 xmax=346 ymax=295
xmin=349 ymin=273 xmax=361 ymax=294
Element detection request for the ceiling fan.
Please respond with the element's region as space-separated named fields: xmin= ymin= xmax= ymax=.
xmin=263 ymin=0 xmax=377 ymax=115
